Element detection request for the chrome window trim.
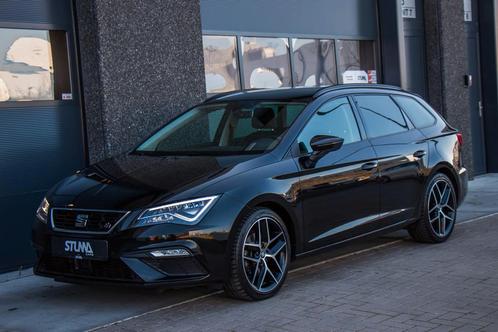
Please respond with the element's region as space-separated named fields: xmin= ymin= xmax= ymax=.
xmin=50 ymin=208 xmax=131 ymax=234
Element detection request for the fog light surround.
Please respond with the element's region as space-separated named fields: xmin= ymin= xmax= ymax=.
xmin=150 ymin=248 xmax=191 ymax=258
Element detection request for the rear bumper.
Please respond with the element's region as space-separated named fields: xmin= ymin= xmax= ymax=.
xmin=457 ymin=167 xmax=469 ymax=206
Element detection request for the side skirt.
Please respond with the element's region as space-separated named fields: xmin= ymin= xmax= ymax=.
xmin=295 ymin=217 xmax=416 ymax=258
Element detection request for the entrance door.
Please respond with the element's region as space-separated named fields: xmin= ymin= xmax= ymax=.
xmin=465 ymin=0 xmax=486 ymax=174
xmin=0 ymin=0 xmax=85 ymax=272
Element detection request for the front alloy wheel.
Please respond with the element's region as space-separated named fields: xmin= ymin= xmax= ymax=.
xmin=225 ymin=208 xmax=290 ymax=300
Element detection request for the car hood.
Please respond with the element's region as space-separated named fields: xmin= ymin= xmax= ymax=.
xmin=49 ymin=153 xmax=262 ymax=210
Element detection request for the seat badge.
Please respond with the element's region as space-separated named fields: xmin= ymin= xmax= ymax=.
xmin=75 ymin=214 xmax=89 ymax=228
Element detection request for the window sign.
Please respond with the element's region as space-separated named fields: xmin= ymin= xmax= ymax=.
xmin=342 ymin=70 xmax=368 ymax=84
xmin=401 ymin=0 xmax=416 ymax=19
xmin=464 ymin=0 xmax=472 ymax=22
xmin=336 ymin=40 xmax=377 ymax=84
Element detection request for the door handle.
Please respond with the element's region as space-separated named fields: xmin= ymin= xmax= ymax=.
xmin=413 ymin=150 xmax=426 ymax=158
xmin=361 ymin=161 xmax=378 ymax=171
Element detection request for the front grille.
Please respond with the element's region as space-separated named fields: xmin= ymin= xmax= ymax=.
xmin=51 ymin=209 xmax=127 ymax=233
xmin=37 ymin=256 xmax=142 ymax=282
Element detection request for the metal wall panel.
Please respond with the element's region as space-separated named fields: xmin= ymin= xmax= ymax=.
xmin=0 ymin=0 xmax=84 ymax=272
xmin=200 ymin=0 xmax=378 ymax=39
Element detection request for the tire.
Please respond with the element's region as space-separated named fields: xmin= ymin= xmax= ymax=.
xmin=408 ymin=173 xmax=458 ymax=243
xmin=224 ymin=207 xmax=291 ymax=301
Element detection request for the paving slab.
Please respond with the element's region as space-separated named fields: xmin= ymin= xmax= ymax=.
xmin=98 ymin=214 xmax=498 ymax=332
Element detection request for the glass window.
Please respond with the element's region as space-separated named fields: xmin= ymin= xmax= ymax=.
xmin=202 ymin=35 xmax=240 ymax=94
xmin=392 ymin=95 xmax=436 ymax=128
xmin=297 ymin=97 xmax=360 ymax=154
xmin=241 ymin=37 xmax=291 ymax=89
xmin=136 ymin=101 xmax=308 ymax=155
xmin=292 ymin=39 xmax=337 ymax=87
xmin=336 ymin=40 xmax=377 ymax=84
xmin=0 ymin=28 xmax=70 ymax=102
xmin=356 ymin=95 xmax=408 ymax=138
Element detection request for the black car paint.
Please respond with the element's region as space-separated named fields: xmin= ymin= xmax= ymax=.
xmin=32 ymin=85 xmax=468 ymax=286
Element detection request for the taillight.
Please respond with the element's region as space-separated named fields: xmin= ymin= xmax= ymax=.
xmin=456 ymin=133 xmax=463 ymax=146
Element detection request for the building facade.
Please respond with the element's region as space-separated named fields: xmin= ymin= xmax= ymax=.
xmin=0 ymin=0 xmax=496 ymax=271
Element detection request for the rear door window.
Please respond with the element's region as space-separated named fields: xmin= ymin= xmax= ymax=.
xmin=393 ymin=95 xmax=436 ymax=128
xmin=355 ymin=95 xmax=409 ymax=138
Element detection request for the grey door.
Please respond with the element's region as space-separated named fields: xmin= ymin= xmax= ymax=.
xmin=0 ymin=0 xmax=85 ymax=272
xmin=465 ymin=0 xmax=486 ymax=175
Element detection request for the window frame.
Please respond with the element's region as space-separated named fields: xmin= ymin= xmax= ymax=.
xmin=294 ymin=96 xmax=364 ymax=156
xmin=0 ymin=26 xmax=73 ymax=107
xmin=290 ymin=38 xmax=338 ymax=87
xmin=352 ymin=93 xmax=414 ymax=140
xmin=239 ymin=35 xmax=293 ymax=90
xmin=201 ymin=31 xmax=383 ymax=92
xmin=202 ymin=35 xmax=242 ymax=95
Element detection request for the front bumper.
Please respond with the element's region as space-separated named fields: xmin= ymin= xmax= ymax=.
xmin=31 ymin=202 xmax=241 ymax=286
xmin=33 ymin=239 xmax=212 ymax=286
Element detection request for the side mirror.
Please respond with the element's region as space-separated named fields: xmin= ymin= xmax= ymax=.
xmin=302 ymin=135 xmax=344 ymax=168
xmin=310 ymin=135 xmax=344 ymax=153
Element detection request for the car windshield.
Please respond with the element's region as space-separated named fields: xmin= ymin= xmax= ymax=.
xmin=135 ymin=101 xmax=308 ymax=156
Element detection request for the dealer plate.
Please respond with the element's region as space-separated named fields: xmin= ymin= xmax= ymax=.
xmin=51 ymin=237 xmax=108 ymax=261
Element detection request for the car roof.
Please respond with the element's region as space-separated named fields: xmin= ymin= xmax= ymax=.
xmin=204 ymin=84 xmax=405 ymax=103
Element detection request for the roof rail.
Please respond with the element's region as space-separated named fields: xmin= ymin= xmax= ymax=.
xmin=313 ymin=84 xmax=403 ymax=99
xmin=204 ymin=88 xmax=262 ymax=103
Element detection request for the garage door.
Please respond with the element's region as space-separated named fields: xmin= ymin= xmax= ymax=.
xmin=0 ymin=0 xmax=85 ymax=272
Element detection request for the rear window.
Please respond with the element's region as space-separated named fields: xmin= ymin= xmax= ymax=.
xmin=393 ymin=95 xmax=436 ymax=128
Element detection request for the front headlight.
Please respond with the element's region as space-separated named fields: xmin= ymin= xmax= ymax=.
xmin=36 ymin=197 xmax=50 ymax=223
xmin=135 ymin=195 xmax=219 ymax=226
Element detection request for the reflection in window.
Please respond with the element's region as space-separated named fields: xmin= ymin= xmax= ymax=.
xmin=241 ymin=37 xmax=291 ymax=89
xmin=298 ymin=97 xmax=360 ymax=154
xmin=292 ymin=39 xmax=337 ymax=87
xmin=0 ymin=28 xmax=70 ymax=102
xmin=392 ymin=96 xmax=436 ymax=128
xmin=336 ymin=40 xmax=376 ymax=84
xmin=356 ymin=95 xmax=408 ymax=138
xmin=203 ymin=35 xmax=240 ymax=94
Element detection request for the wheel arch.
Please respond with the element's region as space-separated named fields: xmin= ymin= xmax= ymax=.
xmin=429 ymin=162 xmax=461 ymax=202
xmin=228 ymin=194 xmax=301 ymax=260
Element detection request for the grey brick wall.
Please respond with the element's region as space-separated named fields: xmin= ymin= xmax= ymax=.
xmin=74 ymin=0 xmax=206 ymax=163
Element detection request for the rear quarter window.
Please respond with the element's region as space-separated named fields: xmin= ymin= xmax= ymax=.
xmin=393 ymin=95 xmax=436 ymax=128
xmin=355 ymin=95 xmax=409 ymax=138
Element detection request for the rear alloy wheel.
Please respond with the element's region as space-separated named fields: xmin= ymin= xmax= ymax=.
xmin=225 ymin=208 xmax=290 ymax=300
xmin=409 ymin=173 xmax=457 ymax=243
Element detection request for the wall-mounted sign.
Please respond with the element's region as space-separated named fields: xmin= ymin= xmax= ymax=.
xmin=62 ymin=93 xmax=73 ymax=100
xmin=342 ymin=70 xmax=369 ymax=84
xmin=464 ymin=0 xmax=472 ymax=22
xmin=401 ymin=0 xmax=416 ymax=19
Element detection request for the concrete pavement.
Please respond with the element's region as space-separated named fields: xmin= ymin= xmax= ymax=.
xmin=99 ymin=212 xmax=498 ymax=332
xmin=1 ymin=174 xmax=498 ymax=332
